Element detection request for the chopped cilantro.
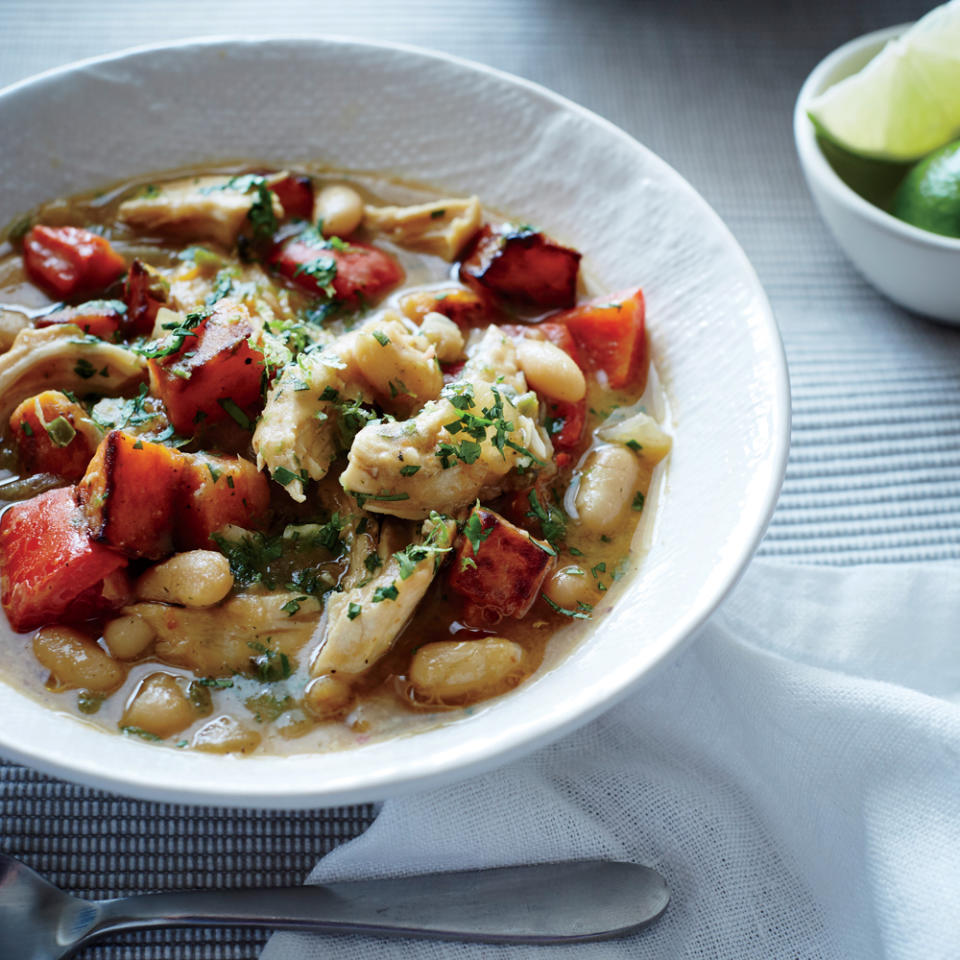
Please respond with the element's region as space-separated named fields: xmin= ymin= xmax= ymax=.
xmin=526 ymin=490 xmax=567 ymax=549
xmin=393 ymin=517 xmax=452 ymax=578
xmin=249 ymin=641 xmax=292 ymax=683
xmin=364 ymin=552 xmax=382 ymax=574
xmin=372 ymin=583 xmax=399 ymax=603
xmin=120 ymin=725 xmax=162 ymax=741
xmin=247 ymin=181 xmax=278 ymax=242
xmin=399 ymin=464 xmax=421 ymax=477
xmin=542 ymin=594 xmax=592 ymax=620
xmin=349 ymin=490 xmax=410 ymax=508
xmin=198 ymin=677 xmax=234 ymax=689
xmin=245 ymin=690 xmax=294 ymax=723
xmin=625 ymin=439 xmax=642 ymax=452
xmin=631 ymin=492 xmax=645 ymax=512
xmin=218 ymin=397 xmax=251 ymax=430
xmin=19 ymin=420 xmax=33 ymax=437
xmin=77 ymin=691 xmax=103 ymax=715
xmin=272 ymin=465 xmax=300 ymax=487
xmin=463 ymin=508 xmax=493 ymax=556
xmin=73 ymin=358 xmax=96 ymax=379
xmin=292 ymin=254 xmax=338 ymax=297
xmin=135 ymin=310 xmax=206 ymax=359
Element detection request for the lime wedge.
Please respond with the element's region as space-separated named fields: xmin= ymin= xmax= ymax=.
xmin=807 ymin=0 xmax=960 ymax=162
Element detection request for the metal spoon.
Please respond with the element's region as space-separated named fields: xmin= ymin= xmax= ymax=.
xmin=0 ymin=853 xmax=669 ymax=958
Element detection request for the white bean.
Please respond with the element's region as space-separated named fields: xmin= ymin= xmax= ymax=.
xmin=420 ymin=312 xmax=465 ymax=362
xmin=574 ymin=444 xmax=641 ymax=536
xmin=103 ymin=614 xmax=155 ymax=660
xmin=303 ymin=675 xmax=354 ymax=720
xmin=33 ymin=627 xmax=125 ymax=692
xmin=315 ymin=184 xmax=364 ymax=237
xmin=409 ymin=639 xmax=526 ymax=704
xmin=544 ymin=565 xmax=598 ymax=610
xmin=135 ymin=551 xmax=233 ymax=608
xmin=516 ymin=338 xmax=586 ymax=403
xmin=121 ymin=672 xmax=195 ymax=739
xmin=192 ymin=715 xmax=262 ymax=754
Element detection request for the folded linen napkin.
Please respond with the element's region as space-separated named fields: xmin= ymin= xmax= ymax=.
xmin=261 ymin=559 xmax=960 ymax=960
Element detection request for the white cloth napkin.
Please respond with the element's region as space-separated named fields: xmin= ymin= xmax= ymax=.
xmin=260 ymin=559 xmax=960 ymax=960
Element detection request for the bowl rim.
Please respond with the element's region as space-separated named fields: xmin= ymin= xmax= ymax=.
xmin=793 ymin=22 xmax=960 ymax=253
xmin=0 ymin=35 xmax=791 ymax=807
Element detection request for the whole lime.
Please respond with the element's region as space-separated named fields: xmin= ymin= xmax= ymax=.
xmin=892 ymin=138 xmax=960 ymax=239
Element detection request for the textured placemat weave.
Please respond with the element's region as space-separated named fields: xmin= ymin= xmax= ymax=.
xmin=0 ymin=0 xmax=954 ymax=955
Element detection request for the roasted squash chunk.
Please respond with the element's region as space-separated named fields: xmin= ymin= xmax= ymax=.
xmin=0 ymin=486 xmax=128 ymax=631
xmin=554 ymin=287 xmax=646 ymax=390
xmin=78 ymin=431 xmax=270 ymax=559
xmin=78 ymin=429 xmax=189 ymax=559
xmin=398 ymin=287 xmax=494 ymax=331
xmin=124 ymin=260 xmax=169 ymax=337
xmin=9 ymin=390 xmax=101 ymax=482
xmin=148 ymin=300 xmax=264 ymax=435
xmin=267 ymin=173 xmax=315 ymax=220
xmin=22 ymin=226 xmax=126 ymax=300
xmin=178 ymin=453 xmax=270 ymax=550
xmin=460 ymin=225 xmax=581 ymax=309
xmin=269 ymin=231 xmax=404 ymax=304
xmin=34 ymin=299 xmax=128 ymax=341
xmin=448 ymin=506 xmax=556 ymax=626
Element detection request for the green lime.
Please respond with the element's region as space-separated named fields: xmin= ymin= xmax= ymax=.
xmin=892 ymin=139 xmax=960 ymax=238
xmin=807 ymin=0 xmax=960 ymax=162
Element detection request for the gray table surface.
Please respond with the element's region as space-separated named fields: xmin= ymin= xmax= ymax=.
xmin=1 ymin=0 xmax=956 ymax=956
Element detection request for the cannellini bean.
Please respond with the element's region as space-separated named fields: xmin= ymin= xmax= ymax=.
xmin=192 ymin=715 xmax=262 ymax=754
xmin=103 ymin=614 xmax=155 ymax=660
xmin=303 ymin=674 xmax=354 ymax=720
xmin=33 ymin=626 xmax=124 ymax=693
xmin=516 ymin=338 xmax=586 ymax=403
xmin=544 ymin=565 xmax=599 ymax=610
xmin=409 ymin=639 xmax=526 ymax=704
xmin=315 ymin=184 xmax=365 ymax=237
xmin=420 ymin=312 xmax=465 ymax=362
xmin=574 ymin=444 xmax=641 ymax=536
xmin=135 ymin=551 xmax=234 ymax=608
xmin=122 ymin=672 xmax=196 ymax=739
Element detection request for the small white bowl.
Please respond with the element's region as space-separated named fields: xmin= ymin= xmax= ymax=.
xmin=0 ymin=37 xmax=789 ymax=807
xmin=794 ymin=25 xmax=960 ymax=324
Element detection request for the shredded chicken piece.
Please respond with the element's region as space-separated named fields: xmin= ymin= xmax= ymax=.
xmin=118 ymin=175 xmax=282 ymax=249
xmin=310 ymin=514 xmax=455 ymax=678
xmin=162 ymin=258 xmax=294 ymax=323
xmin=339 ymin=326 xmax=552 ymax=520
xmin=0 ymin=326 xmax=147 ymax=422
xmin=364 ymin=197 xmax=482 ymax=261
xmin=253 ymin=311 xmax=463 ymax=501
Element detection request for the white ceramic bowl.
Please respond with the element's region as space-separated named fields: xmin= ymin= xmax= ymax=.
xmin=0 ymin=38 xmax=789 ymax=807
xmin=795 ymin=25 xmax=960 ymax=324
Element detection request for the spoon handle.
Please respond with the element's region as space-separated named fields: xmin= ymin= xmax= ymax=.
xmin=91 ymin=860 xmax=668 ymax=945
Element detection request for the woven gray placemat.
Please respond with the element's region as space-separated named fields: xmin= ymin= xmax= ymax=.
xmin=0 ymin=0 xmax=954 ymax=955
